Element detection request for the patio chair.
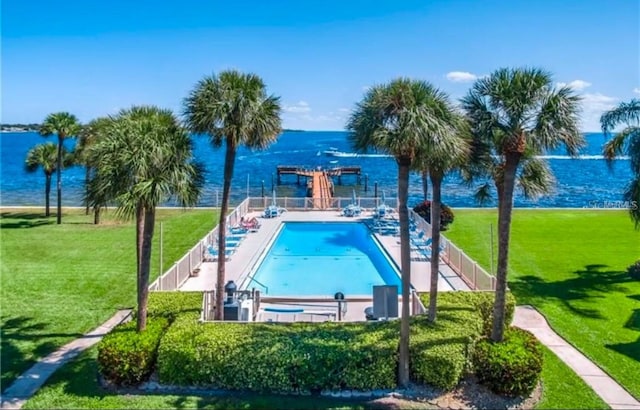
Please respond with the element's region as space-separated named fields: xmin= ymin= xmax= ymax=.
xmin=204 ymin=244 xmax=235 ymax=261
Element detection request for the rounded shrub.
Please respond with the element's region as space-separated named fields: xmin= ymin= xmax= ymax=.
xmin=473 ymin=327 xmax=543 ymax=397
xmin=412 ymin=200 xmax=455 ymax=230
xmin=98 ymin=317 xmax=169 ymax=386
xmin=628 ymin=260 xmax=640 ymax=280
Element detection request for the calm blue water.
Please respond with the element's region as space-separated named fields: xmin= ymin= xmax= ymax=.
xmin=0 ymin=131 xmax=632 ymax=208
xmin=247 ymin=222 xmax=401 ymax=296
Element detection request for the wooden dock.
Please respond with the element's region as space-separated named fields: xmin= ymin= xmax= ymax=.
xmin=275 ymin=166 xmax=361 ymax=209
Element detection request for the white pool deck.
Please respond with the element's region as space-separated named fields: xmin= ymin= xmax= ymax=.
xmin=180 ymin=210 xmax=470 ymax=321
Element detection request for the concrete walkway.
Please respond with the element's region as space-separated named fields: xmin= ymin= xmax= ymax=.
xmin=0 ymin=309 xmax=132 ymax=410
xmin=514 ymin=305 xmax=640 ymax=410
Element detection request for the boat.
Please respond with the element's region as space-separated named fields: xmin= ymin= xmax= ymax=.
xmin=323 ymin=150 xmax=359 ymax=157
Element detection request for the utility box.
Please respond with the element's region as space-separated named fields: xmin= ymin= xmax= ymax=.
xmin=223 ymin=303 xmax=240 ymax=321
xmin=372 ymin=285 xmax=398 ymax=319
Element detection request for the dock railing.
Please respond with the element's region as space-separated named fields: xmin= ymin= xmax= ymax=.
xmin=408 ymin=209 xmax=496 ymax=290
xmin=247 ymin=196 xmax=398 ymax=211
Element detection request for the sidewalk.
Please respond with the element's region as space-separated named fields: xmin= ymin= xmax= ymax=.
xmin=513 ymin=305 xmax=640 ymax=410
xmin=0 ymin=309 xmax=132 ymax=410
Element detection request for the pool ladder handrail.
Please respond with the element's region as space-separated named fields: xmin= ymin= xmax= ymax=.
xmin=248 ymin=276 xmax=269 ymax=295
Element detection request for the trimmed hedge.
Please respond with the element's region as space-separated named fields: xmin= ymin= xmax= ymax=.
xmin=158 ymin=317 xmax=398 ymax=392
xmin=410 ymin=293 xmax=484 ymax=389
xmin=421 ymin=291 xmax=516 ymax=337
xmin=473 ymin=327 xmax=543 ymax=397
xmin=97 ymin=317 xmax=169 ymax=386
xmin=157 ymin=292 xmax=499 ymax=392
xmin=98 ymin=291 xmax=202 ymax=386
xmin=143 ymin=291 xmax=203 ymax=321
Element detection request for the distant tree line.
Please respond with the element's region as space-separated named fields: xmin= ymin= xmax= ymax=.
xmin=1 ymin=123 xmax=41 ymax=131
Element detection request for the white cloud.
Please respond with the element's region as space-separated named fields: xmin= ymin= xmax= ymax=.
xmin=633 ymin=87 xmax=640 ymax=95
xmin=361 ymin=85 xmax=371 ymax=92
xmin=283 ymin=100 xmax=311 ymax=113
xmin=338 ymin=107 xmax=350 ymax=113
xmin=580 ymin=92 xmax=617 ymax=131
xmin=557 ymin=80 xmax=592 ymax=91
xmin=446 ymin=71 xmax=478 ymax=83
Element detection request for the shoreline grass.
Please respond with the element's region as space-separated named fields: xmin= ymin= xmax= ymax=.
xmin=1 ymin=208 xmax=217 ymax=388
xmin=444 ymin=209 xmax=640 ymax=400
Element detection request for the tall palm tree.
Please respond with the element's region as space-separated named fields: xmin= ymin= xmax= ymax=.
xmin=25 ymin=142 xmax=64 ymax=216
xmin=87 ymin=106 xmax=204 ymax=331
xmin=40 ymin=112 xmax=82 ymax=224
xmin=414 ymin=117 xmax=469 ymax=323
xmin=183 ymin=70 xmax=282 ymax=320
xmin=76 ymin=117 xmax=110 ymax=223
xmin=348 ymin=78 xmax=462 ymax=387
xmin=600 ymin=99 xmax=640 ymax=228
xmin=462 ymin=67 xmax=583 ymax=342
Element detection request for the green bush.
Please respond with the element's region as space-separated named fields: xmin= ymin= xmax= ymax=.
xmin=97 ymin=317 xmax=169 ymax=386
xmin=158 ymin=318 xmax=398 ymax=392
xmin=628 ymin=260 xmax=640 ymax=280
xmin=413 ymin=200 xmax=455 ymax=230
xmin=421 ymin=291 xmax=516 ymax=337
xmin=143 ymin=291 xmax=203 ymax=321
xmin=473 ymin=327 xmax=543 ymax=397
xmin=409 ymin=296 xmax=483 ymax=389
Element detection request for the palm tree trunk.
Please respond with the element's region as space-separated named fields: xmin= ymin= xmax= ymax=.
xmin=137 ymin=205 xmax=156 ymax=332
xmin=215 ymin=140 xmax=237 ymax=320
xmin=428 ymin=173 xmax=442 ymax=322
xmin=94 ymin=206 xmax=101 ymax=225
xmin=491 ymin=154 xmax=519 ymax=342
xmin=135 ymin=204 xmax=145 ymax=330
xmin=45 ymin=173 xmax=52 ymax=217
xmin=421 ymin=169 xmax=429 ymax=201
xmin=397 ymin=159 xmax=411 ymax=388
xmin=85 ymin=166 xmax=91 ymax=215
xmin=56 ymin=135 xmax=63 ymax=224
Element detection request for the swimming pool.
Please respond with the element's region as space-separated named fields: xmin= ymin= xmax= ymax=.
xmin=245 ymin=222 xmax=402 ymax=296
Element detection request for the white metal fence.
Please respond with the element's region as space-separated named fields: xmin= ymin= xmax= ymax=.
xmin=149 ymin=197 xmax=495 ymax=292
xmin=408 ymin=209 xmax=496 ymax=291
xmin=149 ymin=198 xmax=251 ymax=291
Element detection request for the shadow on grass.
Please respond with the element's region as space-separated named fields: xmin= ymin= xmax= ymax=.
xmin=1 ymin=316 xmax=83 ymax=390
xmin=509 ymin=264 xmax=631 ymax=319
xmin=0 ymin=212 xmax=54 ymax=229
xmin=606 ymin=294 xmax=640 ymax=365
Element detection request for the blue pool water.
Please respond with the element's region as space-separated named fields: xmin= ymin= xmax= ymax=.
xmin=247 ymin=222 xmax=401 ymax=296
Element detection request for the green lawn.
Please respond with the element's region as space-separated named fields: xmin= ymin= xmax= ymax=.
xmin=0 ymin=208 xmax=217 ymax=388
xmin=445 ymin=209 xmax=640 ymax=400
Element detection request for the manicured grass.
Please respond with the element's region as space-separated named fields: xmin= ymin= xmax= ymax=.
xmin=0 ymin=208 xmax=217 ymax=388
xmin=445 ymin=209 xmax=640 ymax=400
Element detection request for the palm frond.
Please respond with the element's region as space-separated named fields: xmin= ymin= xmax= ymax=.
xmin=474 ymin=182 xmax=493 ymax=206
xmin=623 ymin=177 xmax=640 ymax=229
xmin=600 ymin=99 xmax=640 ymax=136
xmin=518 ymin=157 xmax=555 ymax=199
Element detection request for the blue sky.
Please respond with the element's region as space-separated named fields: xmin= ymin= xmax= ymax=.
xmin=2 ymin=0 xmax=639 ymax=131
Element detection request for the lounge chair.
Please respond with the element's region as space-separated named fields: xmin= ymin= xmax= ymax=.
xmin=342 ymin=204 xmax=362 ymax=217
xmin=204 ymin=244 xmax=235 ymax=261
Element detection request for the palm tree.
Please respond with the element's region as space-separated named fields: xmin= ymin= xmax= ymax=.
xmin=40 ymin=112 xmax=82 ymax=224
xmin=461 ymin=67 xmax=583 ymax=342
xmin=183 ymin=70 xmax=282 ymax=320
xmin=76 ymin=117 xmax=110 ymax=224
xmin=348 ymin=78 xmax=462 ymax=387
xmin=600 ymin=99 xmax=640 ymax=228
xmin=414 ymin=118 xmax=469 ymax=323
xmin=25 ymin=142 xmax=61 ymax=216
xmin=87 ymin=106 xmax=204 ymax=331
